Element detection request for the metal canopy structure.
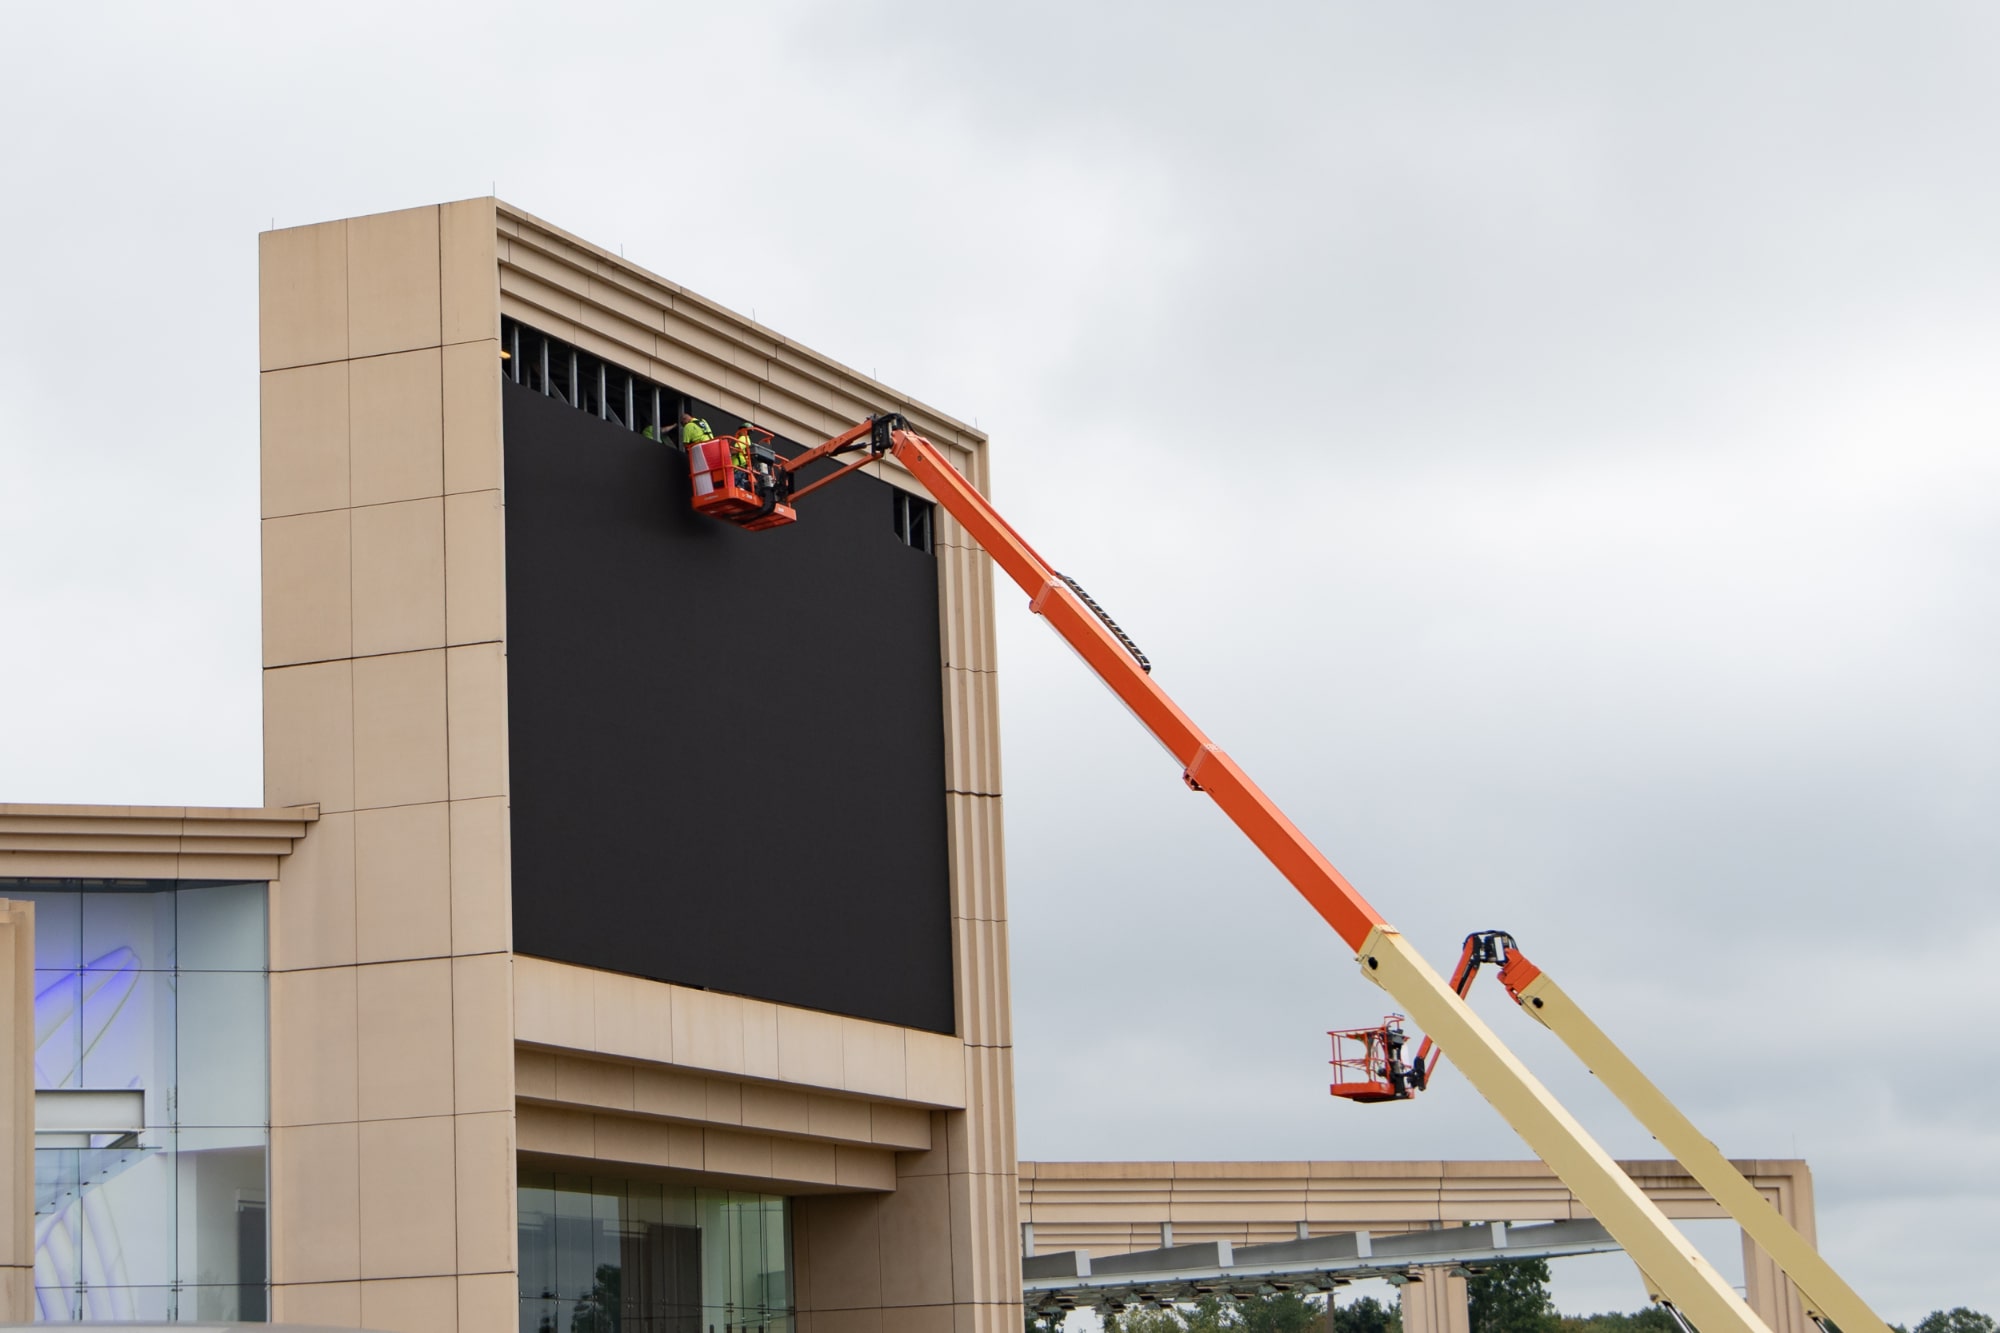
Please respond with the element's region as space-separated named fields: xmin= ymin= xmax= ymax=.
xmin=1024 ymin=1220 xmax=1624 ymax=1314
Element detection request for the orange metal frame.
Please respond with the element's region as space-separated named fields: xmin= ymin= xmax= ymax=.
xmin=1328 ymin=1016 xmax=1410 ymax=1103
xmin=689 ymin=426 xmax=795 ymax=530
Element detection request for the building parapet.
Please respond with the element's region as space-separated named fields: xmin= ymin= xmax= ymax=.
xmin=0 ymin=802 xmax=318 ymax=881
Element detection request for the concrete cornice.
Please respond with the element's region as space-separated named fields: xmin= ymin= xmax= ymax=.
xmin=1017 ymin=1157 xmax=1813 ymax=1236
xmin=0 ymin=803 xmax=319 ymax=881
xmin=492 ymin=197 xmax=985 ymax=473
xmin=1019 ymin=1158 xmax=1811 ymax=1181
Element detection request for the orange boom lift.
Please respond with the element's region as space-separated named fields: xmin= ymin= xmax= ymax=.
xmin=690 ymin=414 xmax=1889 ymax=1333
xmin=1329 ymin=931 xmax=1887 ymax=1333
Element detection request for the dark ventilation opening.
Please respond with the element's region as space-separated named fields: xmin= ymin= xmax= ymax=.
xmin=611 ymin=368 xmax=635 ymax=430
xmin=893 ymin=490 xmax=935 ymax=554
xmin=549 ymin=346 xmax=575 ymax=405
xmin=642 ymin=384 xmax=663 ymax=440
xmin=502 ymin=316 xmax=704 ymax=447
xmin=577 ymin=351 xmax=604 ymax=417
xmin=516 ymin=324 xmax=547 ymax=394
xmin=501 ymin=317 xmax=957 ymax=529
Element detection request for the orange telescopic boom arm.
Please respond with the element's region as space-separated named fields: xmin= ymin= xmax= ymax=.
xmin=704 ymin=413 xmax=1778 ymax=1333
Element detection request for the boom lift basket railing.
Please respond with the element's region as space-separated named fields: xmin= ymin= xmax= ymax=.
xmin=687 ymin=424 xmax=796 ymax=530
xmin=1328 ymin=1015 xmax=1422 ymax=1103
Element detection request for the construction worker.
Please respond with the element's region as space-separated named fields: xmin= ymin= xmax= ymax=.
xmin=731 ymin=424 xmax=755 ymax=491
xmin=681 ymin=412 xmax=720 ymax=496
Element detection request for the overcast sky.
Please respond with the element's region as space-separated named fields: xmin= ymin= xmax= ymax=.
xmin=2 ymin=1 xmax=1996 ymax=1323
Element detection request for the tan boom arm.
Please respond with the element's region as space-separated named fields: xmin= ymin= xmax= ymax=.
xmin=1503 ymin=957 xmax=1889 ymax=1333
xmin=877 ymin=423 xmax=1773 ymax=1333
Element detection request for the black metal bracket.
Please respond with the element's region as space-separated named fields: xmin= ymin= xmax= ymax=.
xmin=869 ymin=413 xmax=908 ymax=456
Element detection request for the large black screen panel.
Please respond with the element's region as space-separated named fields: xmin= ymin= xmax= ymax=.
xmin=504 ymin=386 xmax=955 ymax=1034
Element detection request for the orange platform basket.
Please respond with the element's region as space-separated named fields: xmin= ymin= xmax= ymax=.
xmin=1328 ymin=1016 xmax=1413 ymax=1104
xmin=688 ymin=431 xmax=796 ymax=531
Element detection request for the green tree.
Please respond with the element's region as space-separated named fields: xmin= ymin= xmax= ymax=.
xmin=1559 ymin=1308 xmax=1680 ymax=1333
xmin=1240 ymin=1292 xmax=1325 ymax=1333
xmin=1468 ymin=1259 xmax=1560 ymax=1333
xmin=570 ymin=1263 xmax=621 ymax=1333
xmin=1025 ymin=1307 xmax=1067 ymax=1333
xmin=1333 ymin=1296 xmax=1405 ymax=1333
xmin=1912 ymin=1310 xmax=1997 ymax=1333
xmin=1110 ymin=1293 xmax=1345 ymax=1333
xmin=1108 ymin=1309 xmax=1186 ymax=1333
xmin=1182 ymin=1296 xmax=1237 ymax=1333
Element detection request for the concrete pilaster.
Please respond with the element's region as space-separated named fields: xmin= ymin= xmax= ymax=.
xmin=1399 ymin=1268 xmax=1471 ymax=1333
xmin=262 ymin=201 xmax=514 ymax=1333
xmin=1743 ymin=1164 xmax=1817 ymax=1333
xmin=0 ymin=900 xmax=34 ymax=1322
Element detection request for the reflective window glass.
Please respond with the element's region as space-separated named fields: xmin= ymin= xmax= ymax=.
xmin=5 ymin=879 xmax=271 ymax=1322
xmin=518 ymin=1173 xmax=792 ymax=1333
xmin=174 ymin=970 xmax=267 ymax=1127
xmin=80 ymin=891 xmax=174 ymax=973
xmin=173 ymin=1132 xmax=266 ymax=1311
xmin=519 ymin=1171 xmax=556 ymax=1302
xmin=43 ymin=1145 xmax=178 ymax=1288
xmin=33 ymin=970 xmax=84 ymax=1090
xmin=79 ymin=967 xmax=174 ymax=1127
xmin=34 ymin=1284 xmax=178 ymax=1323
xmin=175 ymin=882 xmax=266 ymax=971
xmin=18 ymin=891 xmax=82 ymax=970
xmin=554 ymin=1172 xmax=594 ymax=1309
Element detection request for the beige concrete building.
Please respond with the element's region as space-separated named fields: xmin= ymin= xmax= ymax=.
xmin=0 ymin=198 xmax=1018 ymax=1332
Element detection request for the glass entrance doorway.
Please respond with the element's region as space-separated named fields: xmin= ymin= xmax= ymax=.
xmin=517 ymin=1172 xmax=791 ymax=1333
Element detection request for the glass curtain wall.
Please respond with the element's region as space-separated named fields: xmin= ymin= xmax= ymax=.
xmin=518 ymin=1172 xmax=792 ymax=1333
xmin=1 ymin=880 xmax=269 ymax=1322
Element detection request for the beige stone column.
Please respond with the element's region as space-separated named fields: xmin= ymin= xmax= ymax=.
xmin=260 ymin=200 xmax=516 ymax=1333
xmin=1742 ymin=1166 xmax=1816 ymax=1333
xmin=0 ymin=900 xmax=32 ymax=1321
xmin=1399 ymin=1269 xmax=1472 ymax=1333
xmin=792 ymin=477 xmax=1022 ymax=1333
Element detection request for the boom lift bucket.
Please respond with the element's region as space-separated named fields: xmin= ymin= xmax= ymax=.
xmin=1328 ymin=1015 xmax=1422 ymax=1103
xmin=687 ymin=425 xmax=797 ymax=530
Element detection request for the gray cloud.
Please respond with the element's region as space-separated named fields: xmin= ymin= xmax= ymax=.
xmin=1 ymin=1 xmax=1995 ymax=1322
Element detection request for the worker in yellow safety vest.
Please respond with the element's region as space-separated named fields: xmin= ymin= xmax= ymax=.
xmin=729 ymin=424 xmax=757 ymax=493
xmin=679 ymin=412 xmax=714 ymax=446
